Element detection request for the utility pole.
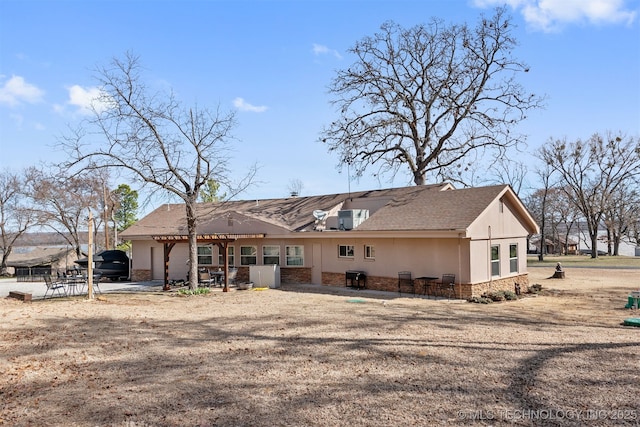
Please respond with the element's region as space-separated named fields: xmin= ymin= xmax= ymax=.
xmin=88 ymin=211 xmax=94 ymax=300
xmin=103 ymin=184 xmax=110 ymax=249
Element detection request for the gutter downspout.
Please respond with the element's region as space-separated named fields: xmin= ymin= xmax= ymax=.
xmin=488 ymin=225 xmax=492 ymax=284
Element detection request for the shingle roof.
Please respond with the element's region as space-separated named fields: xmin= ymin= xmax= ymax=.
xmin=121 ymin=183 xmax=536 ymax=238
xmin=5 ymin=247 xmax=76 ymax=267
xmin=356 ymin=185 xmax=507 ymax=231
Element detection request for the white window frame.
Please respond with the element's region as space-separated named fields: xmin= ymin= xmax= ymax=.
xmin=262 ymin=245 xmax=280 ymax=265
xmin=285 ymin=245 xmax=304 ymax=266
xmin=218 ymin=246 xmax=235 ymax=267
xmin=197 ymin=245 xmax=213 ymax=265
xmin=364 ymin=245 xmax=375 ymax=260
xmin=509 ymin=243 xmax=518 ymax=273
xmin=338 ymin=245 xmax=355 ymax=258
xmin=491 ymin=244 xmax=500 ymax=277
xmin=240 ymin=245 xmax=257 ymax=266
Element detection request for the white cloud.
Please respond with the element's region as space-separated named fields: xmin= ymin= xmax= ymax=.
xmin=312 ymin=43 xmax=343 ymax=60
xmin=473 ymin=0 xmax=637 ymax=31
xmin=66 ymin=85 xmax=112 ymax=115
xmin=233 ymin=97 xmax=268 ymax=113
xmin=0 ymin=75 xmax=45 ymax=106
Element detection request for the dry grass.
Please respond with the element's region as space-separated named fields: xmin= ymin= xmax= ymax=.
xmin=1 ymin=267 xmax=639 ymax=426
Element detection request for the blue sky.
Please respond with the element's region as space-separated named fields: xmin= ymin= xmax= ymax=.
xmin=1 ymin=0 xmax=639 ymax=204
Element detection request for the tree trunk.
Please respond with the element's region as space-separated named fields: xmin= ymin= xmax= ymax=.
xmin=185 ymin=202 xmax=199 ymax=290
xmin=1 ymin=248 xmax=12 ymax=276
xmin=613 ymin=234 xmax=621 ymax=256
xmin=590 ymin=233 xmax=599 ymax=259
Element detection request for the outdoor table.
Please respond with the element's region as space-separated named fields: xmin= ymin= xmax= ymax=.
xmin=211 ymin=271 xmax=224 ymax=286
xmin=416 ymin=276 xmax=439 ymax=298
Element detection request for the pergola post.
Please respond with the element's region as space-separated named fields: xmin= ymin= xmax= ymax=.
xmin=163 ymin=243 xmax=175 ymax=291
xmin=216 ymin=241 xmax=230 ymax=292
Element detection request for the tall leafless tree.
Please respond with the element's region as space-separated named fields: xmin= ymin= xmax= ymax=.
xmin=0 ymin=169 xmax=36 ymax=275
xmin=539 ymin=132 xmax=640 ymax=258
xmin=60 ymin=53 xmax=256 ymax=290
xmin=320 ymin=7 xmax=544 ymax=186
xmin=287 ymin=179 xmax=304 ymax=197
xmin=527 ymin=161 xmax=555 ymax=261
xmin=27 ymin=167 xmax=107 ymax=257
xmin=486 ymin=157 xmax=528 ymax=195
xmin=602 ymin=186 xmax=640 ymax=255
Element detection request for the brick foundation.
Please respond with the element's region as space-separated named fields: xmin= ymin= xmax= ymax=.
xmin=281 ymin=268 xmax=312 ymax=284
xmin=322 ymin=272 xmax=403 ymax=293
xmin=235 ymin=267 xmax=312 ymax=285
xmin=320 ymin=271 xmax=529 ymax=299
xmin=131 ymin=269 xmax=151 ymax=281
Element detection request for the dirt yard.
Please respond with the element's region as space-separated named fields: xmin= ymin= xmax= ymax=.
xmin=1 ymin=267 xmax=639 ymax=426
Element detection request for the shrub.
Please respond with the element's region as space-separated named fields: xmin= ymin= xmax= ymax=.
xmin=503 ymin=290 xmax=518 ymax=300
xmin=468 ymin=296 xmax=493 ymax=304
xmin=529 ymin=283 xmax=542 ymax=294
xmin=178 ymin=287 xmax=211 ymax=296
xmin=484 ymin=291 xmax=506 ymax=302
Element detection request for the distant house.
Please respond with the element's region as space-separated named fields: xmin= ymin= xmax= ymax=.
xmin=120 ymin=184 xmax=538 ymax=299
xmin=2 ymin=232 xmax=88 ymax=281
xmin=529 ymin=235 xmax=579 ymax=256
xmin=4 ymin=246 xmax=78 ymax=281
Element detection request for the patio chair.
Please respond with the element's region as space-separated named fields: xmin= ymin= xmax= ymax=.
xmin=439 ymin=274 xmax=456 ymax=299
xmin=92 ymin=273 xmax=103 ymax=295
xmin=198 ymin=271 xmax=216 ymax=287
xmin=398 ymin=271 xmax=414 ymax=295
xmin=226 ymin=268 xmax=238 ymax=286
xmin=44 ymin=275 xmax=67 ymax=299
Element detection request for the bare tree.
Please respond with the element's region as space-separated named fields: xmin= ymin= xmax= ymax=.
xmin=539 ymin=132 xmax=640 ymax=258
xmin=527 ymin=161 xmax=555 ymax=261
xmin=486 ymin=157 xmax=528 ymax=195
xmin=320 ymin=7 xmax=544 ymax=186
xmin=61 ymin=53 xmax=256 ymax=290
xmin=287 ymin=179 xmax=304 ymax=197
xmin=27 ymin=167 xmax=106 ymax=257
xmin=602 ymin=185 xmax=640 ymax=255
xmin=0 ymin=169 xmax=36 ymax=275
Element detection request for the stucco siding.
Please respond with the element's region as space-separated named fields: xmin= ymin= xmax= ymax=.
xmin=468 ymin=198 xmax=532 ymax=240
xmin=469 ymin=237 xmax=528 ymax=284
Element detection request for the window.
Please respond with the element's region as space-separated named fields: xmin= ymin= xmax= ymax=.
xmin=197 ymin=245 xmax=213 ymax=265
xmin=509 ymin=244 xmax=518 ymax=273
xmin=218 ymin=246 xmax=235 ymax=267
xmin=240 ymin=246 xmax=257 ymax=265
xmin=364 ymin=245 xmax=375 ymax=260
xmin=338 ymin=245 xmax=354 ymax=258
xmin=491 ymin=245 xmax=500 ymax=276
xmin=263 ymin=245 xmax=280 ymax=265
xmin=285 ymin=245 xmax=304 ymax=266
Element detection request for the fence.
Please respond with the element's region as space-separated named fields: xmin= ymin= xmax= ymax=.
xmin=15 ymin=267 xmax=52 ymax=282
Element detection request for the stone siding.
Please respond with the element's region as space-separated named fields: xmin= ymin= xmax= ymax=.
xmin=460 ymin=275 xmax=530 ymax=299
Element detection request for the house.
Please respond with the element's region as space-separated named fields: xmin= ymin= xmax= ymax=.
xmin=120 ymin=183 xmax=539 ymax=299
xmin=529 ymin=235 xmax=579 ymax=255
xmin=2 ymin=232 xmax=87 ymax=280
xmin=4 ymin=246 xmax=78 ymax=281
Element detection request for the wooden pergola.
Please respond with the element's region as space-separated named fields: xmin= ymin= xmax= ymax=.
xmin=152 ymin=233 xmax=265 ymax=291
